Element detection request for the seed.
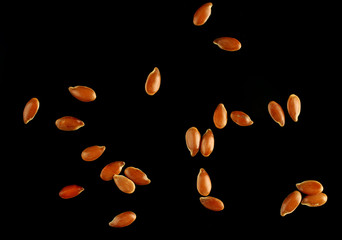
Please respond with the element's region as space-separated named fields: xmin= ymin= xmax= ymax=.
xmin=230 ymin=111 xmax=253 ymax=126
xmin=124 ymin=167 xmax=151 ymax=185
xmin=23 ymin=97 xmax=40 ymax=124
xmin=200 ymin=196 xmax=224 ymax=211
xmin=197 ymin=168 xmax=212 ymax=196
xmin=280 ymin=190 xmax=302 ymax=216
xmin=145 ymin=67 xmax=161 ymax=96
xmin=200 ymin=129 xmax=214 ymax=157
xmin=55 ymin=116 xmax=85 ymax=131
xmin=193 ymin=2 xmax=213 ymax=26
xmin=68 ymin=85 xmax=96 ymax=102
xmin=113 ymin=175 xmax=136 ymax=194
xmin=100 ymin=161 xmax=125 ymax=181
xmin=268 ymin=101 xmax=285 ymax=127
xmin=213 ymin=37 xmax=241 ymax=52
xmin=59 ymin=185 xmax=84 ymax=199
xmin=287 ymin=94 xmax=301 ymax=122
xmin=81 ymin=145 xmax=106 ymax=162
xmin=185 ymin=127 xmax=201 ymax=157
xmin=301 ymin=193 xmax=327 ymax=207
xmin=213 ymin=103 xmax=228 ymax=129
xmin=296 ymin=180 xmax=323 ymax=195
xmin=109 ymin=211 xmax=136 ymax=228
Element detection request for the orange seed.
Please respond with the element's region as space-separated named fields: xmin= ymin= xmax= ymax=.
xmin=213 ymin=103 xmax=228 ymax=129
xmin=55 ymin=116 xmax=85 ymax=131
xmin=213 ymin=37 xmax=241 ymax=52
xmin=230 ymin=111 xmax=253 ymax=126
xmin=301 ymin=193 xmax=327 ymax=207
xmin=185 ymin=127 xmax=201 ymax=157
xmin=23 ymin=97 xmax=40 ymax=124
xmin=287 ymin=94 xmax=301 ymax=122
xmin=100 ymin=161 xmax=125 ymax=181
xmin=68 ymin=85 xmax=96 ymax=102
xmin=145 ymin=67 xmax=161 ymax=96
xmin=193 ymin=2 xmax=213 ymax=26
xmin=113 ymin=175 xmax=136 ymax=194
xmin=200 ymin=129 xmax=214 ymax=157
xmin=268 ymin=101 xmax=285 ymax=127
xmin=124 ymin=167 xmax=151 ymax=185
xmin=59 ymin=184 xmax=84 ymax=199
xmin=197 ymin=168 xmax=212 ymax=196
xmin=200 ymin=196 xmax=224 ymax=211
xmin=296 ymin=180 xmax=323 ymax=195
xmin=280 ymin=190 xmax=302 ymax=216
xmin=81 ymin=145 xmax=106 ymax=162
xmin=109 ymin=211 xmax=136 ymax=228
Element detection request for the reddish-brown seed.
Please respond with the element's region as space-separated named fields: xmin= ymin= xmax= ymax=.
xmin=197 ymin=168 xmax=212 ymax=196
xmin=59 ymin=185 xmax=84 ymax=199
xmin=200 ymin=129 xmax=214 ymax=157
xmin=268 ymin=101 xmax=285 ymax=127
xmin=124 ymin=167 xmax=151 ymax=185
xmin=109 ymin=211 xmax=136 ymax=228
xmin=301 ymin=193 xmax=327 ymax=207
xmin=145 ymin=67 xmax=161 ymax=96
xmin=280 ymin=190 xmax=302 ymax=216
xmin=68 ymin=85 xmax=96 ymax=102
xmin=55 ymin=116 xmax=85 ymax=131
xmin=23 ymin=97 xmax=40 ymax=124
xmin=287 ymin=94 xmax=301 ymax=122
xmin=230 ymin=111 xmax=253 ymax=126
xmin=296 ymin=180 xmax=323 ymax=195
xmin=113 ymin=175 xmax=136 ymax=194
xmin=100 ymin=161 xmax=125 ymax=181
xmin=81 ymin=145 xmax=106 ymax=162
xmin=213 ymin=103 xmax=228 ymax=129
xmin=185 ymin=127 xmax=201 ymax=157
xmin=213 ymin=37 xmax=241 ymax=52
xmin=200 ymin=196 xmax=224 ymax=211
xmin=193 ymin=2 xmax=213 ymax=26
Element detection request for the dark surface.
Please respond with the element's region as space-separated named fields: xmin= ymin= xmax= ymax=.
xmin=2 ymin=1 xmax=340 ymax=238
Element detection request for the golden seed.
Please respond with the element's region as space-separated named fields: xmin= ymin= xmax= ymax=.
xmin=55 ymin=116 xmax=85 ymax=131
xmin=185 ymin=127 xmax=201 ymax=157
xmin=23 ymin=97 xmax=40 ymax=124
xmin=68 ymin=85 xmax=96 ymax=102
xmin=193 ymin=2 xmax=213 ymax=26
xmin=296 ymin=180 xmax=323 ymax=195
xmin=230 ymin=111 xmax=253 ymax=126
xmin=59 ymin=184 xmax=84 ymax=199
xmin=301 ymin=193 xmax=327 ymax=207
xmin=213 ymin=37 xmax=241 ymax=52
xmin=287 ymin=94 xmax=301 ymax=122
xmin=200 ymin=129 xmax=214 ymax=157
xmin=100 ymin=161 xmax=125 ymax=181
xmin=109 ymin=211 xmax=136 ymax=228
xmin=113 ymin=175 xmax=136 ymax=194
xmin=81 ymin=145 xmax=106 ymax=162
xmin=197 ymin=168 xmax=212 ymax=196
xmin=280 ymin=190 xmax=302 ymax=217
xmin=200 ymin=196 xmax=224 ymax=211
xmin=124 ymin=167 xmax=151 ymax=185
xmin=145 ymin=67 xmax=161 ymax=96
xmin=213 ymin=103 xmax=228 ymax=129
xmin=268 ymin=101 xmax=285 ymax=127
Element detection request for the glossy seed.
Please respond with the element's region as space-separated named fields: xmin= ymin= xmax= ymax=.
xmin=200 ymin=129 xmax=214 ymax=157
xmin=23 ymin=97 xmax=40 ymax=124
xmin=109 ymin=211 xmax=136 ymax=228
xmin=296 ymin=180 xmax=323 ymax=195
xmin=193 ymin=2 xmax=213 ymax=26
xmin=213 ymin=37 xmax=241 ymax=52
xmin=197 ymin=168 xmax=212 ymax=196
xmin=287 ymin=94 xmax=301 ymax=122
xmin=113 ymin=175 xmax=136 ymax=194
xmin=268 ymin=101 xmax=285 ymax=127
xmin=200 ymin=196 xmax=224 ymax=211
xmin=81 ymin=145 xmax=106 ymax=162
xmin=55 ymin=116 xmax=85 ymax=131
xmin=145 ymin=67 xmax=161 ymax=96
xmin=124 ymin=167 xmax=151 ymax=185
xmin=280 ymin=190 xmax=302 ymax=216
xmin=68 ymin=85 xmax=96 ymax=102
xmin=59 ymin=185 xmax=84 ymax=199
xmin=185 ymin=127 xmax=201 ymax=157
xmin=301 ymin=193 xmax=327 ymax=207
xmin=100 ymin=161 xmax=125 ymax=181
xmin=213 ymin=103 xmax=228 ymax=129
xmin=230 ymin=111 xmax=253 ymax=126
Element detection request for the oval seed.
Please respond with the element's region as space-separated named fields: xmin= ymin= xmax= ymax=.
xmin=59 ymin=185 xmax=84 ymax=199
xmin=200 ymin=129 xmax=214 ymax=157
xmin=230 ymin=111 xmax=253 ymax=126
xmin=200 ymin=196 xmax=224 ymax=211
xmin=197 ymin=168 xmax=212 ymax=196
xmin=193 ymin=2 xmax=213 ymax=26
xmin=113 ymin=175 xmax=136 ymax=194
xmin=301 ymin=193 xmax=327 ymax=207
xmin=100 ymin=161 xmax=125 ymax=181
xmin=23 ymin=97 xmax=40 ymax=124
xmin=55 ymin=116 xmax=85 ymax=131
xmin=268 ymin=101 xmax=285 ymax=127
xmin=296 ymin=180 xmax=323 ymax=195
xmin=109 ymin=211 xmax=136 ymax=228
xmin=213 ymin=37 xmax=241 ymax=52
xmin=287 ymin=94 xmax=301 ymax=122
xmin=213 ymin=103 xmax=228 ymax=129
xmin=81 ymin=145 xmax=106 ymax=162
xmin=68 ymin=85 xmax=96 ymax=102
xmin=124 ymin=167 xmax=151 ymax=185
xmin=145 ymin=67 xmax=161 ymax=96
xmin=185 ymin=127 xmax=201 ymax=157
xmin=280 ymin=190 xmax=302 ymax=217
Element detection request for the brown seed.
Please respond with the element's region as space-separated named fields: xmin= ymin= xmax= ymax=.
xmin=23 ymin=97 xmax=40 ymax=124
xmin=197 ymin=168 xmax=212 ymax=196
xmin=145 ymin=67 xmax=161 ymax=96
xmin=68 ymin=85 xmax=96 ymax=102
xmin=81 ymin=145 xmax=106 ymax=162
xmin=230 ymin=111 xmax=253 ymax=126
xmin=185 ymin=127 xmax=201 ymax=157
xmin=296 ymin=180 xmax=323 ymax=195
xmin=59 ymin=185 xmax=84 ymax=199
xmin=113 ymin=175 xmax=136 ymax=194
xmin=280 ymin=190 xmax=302 ymax=216
xmin=301 ymin=193 xmax=327 ymax=207
xmin=109 ymin=211 xmax=136 ymax=228
xmin=287 ymin=94 xmax=301 ymax=122
xmin=213 ymin=103 xmax=228 ymax=129
xmin=100 ymin=161 xmax=125 ymax=181
xmin=200 ymin=129 xmax=214 ymax=157
xmin=193 ymin=2 xmax=213 ymax=26
xmin=213 ymin=37 xmax=241 ymax=52
xmin=200 ymin=196 xmax=224 ymax=211
xmin=268 ymin=101 xmax=285 ymax=127
xmin=55 ymin=116 xmax=85 ymax=131
xmin=124 ymin=167 xmax=151 ymax=185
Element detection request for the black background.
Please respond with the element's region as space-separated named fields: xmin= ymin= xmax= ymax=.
xmin=2 ymin=0 xmax=340 ymax=238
